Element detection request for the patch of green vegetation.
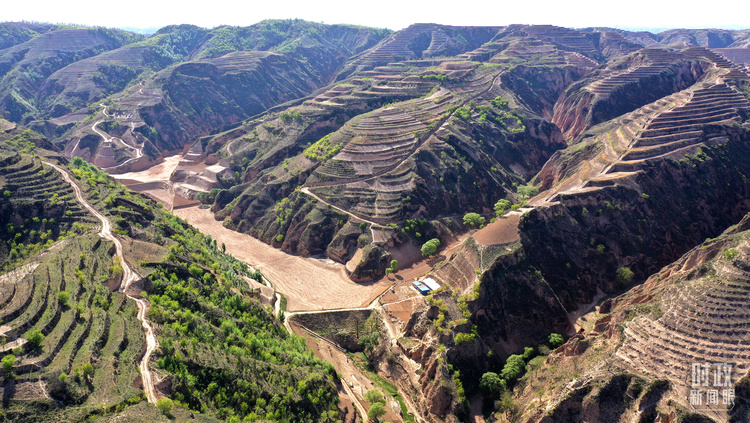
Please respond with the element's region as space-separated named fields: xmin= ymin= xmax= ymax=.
xmin=421 ymin=238 xmax=441 ymax=257
xmin=419 ymin=73 xmax=447 ymax=82
xmin=279 ymin=109 xmax=302 ymax=124
xmin=354 ymin=360 xmax=415 ymax=423
xmin=303 ymin=134 xmax=342 ymax=162
xmin=463 ymin=212 xmax=485 ymax=228
xmin=723 ymin=247 xmax=739 ymax=261
xmin=140 ymin=201 xmax=339 ymax=421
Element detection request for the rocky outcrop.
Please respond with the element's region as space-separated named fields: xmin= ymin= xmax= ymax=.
xmin=346 ymin=244 xmax=391 ymax=282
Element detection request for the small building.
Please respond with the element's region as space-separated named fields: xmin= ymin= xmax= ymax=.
xmin=422 ymin=277 xmax=440 ymax=291
xmin=412 ymin=280 xmax=430 ymax=295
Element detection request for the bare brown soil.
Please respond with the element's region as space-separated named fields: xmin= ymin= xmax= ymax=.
xmin=473 ymin=214 xmax=521 ymax=246
xmin=173 ymin=206 xmax=391 ymax=311
xmin=114 ymin=155 xmax=182 ymax=183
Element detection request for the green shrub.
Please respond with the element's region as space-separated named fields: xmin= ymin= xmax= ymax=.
xmin=494 ymin=199 xmax=512 ymax=216
xmin=479 ymin=372 xmax=506 ymax=396
xmin=615 ymin=267 xmax=634 ymax=287
xmin=463 ymin=212 xmax=485 ymax=228
xmin=156 ymin=398 xmax=174 ymax=417
xmin=24 ymin=328 xmax=44 ymax=348
xmin=723 ymin=248 xmax=739 ymax=261
xmin=548 ymin=333 xmax=564 ymax=348
xmin=364 ymin=388 xmax=385 ymax=404
xmin=1 ymin=354 xmax=15 ymax=373
xmin=501 ymin=354 xmax=526 ymax=382
xmin=58 ymin=291 xmax=71 ymax=306
xmin=421 ymin=238 xmax=441 ymax=256
xmin=516 ymin=185 xmax=539 ymax=199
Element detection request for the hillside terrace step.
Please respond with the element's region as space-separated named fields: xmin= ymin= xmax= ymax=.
xmin=609 ymin=143 xmax=705 ymax=172
xmin=621 ymin=336 xmax=703 ymax=380
xmin=585 ymin=171 xmax=642 ymax=187
xmin=630 ymin=318 xmax=750 ymax=356
xmin=690 ymin=85 xmax=738 ymax=96
xmin=690 ymin=85 xmax=740 ymax=96
xmin=638 ymin=119 xmax=732 ymax=138
xmin=664 ymin=294 xmax=750 ymax=323
xmin=680 ymin=93 xmax=745 ymax=106
xmin=636 ymin=130 xmax=704 ymax=147
xmin=624 ymin=323 xmax=750 ymax=365
xmin=647 ymin=112 xmax=739 ymax=130
xmin=660 ymin=317 xmax=750 ymax=343
xmin=653 ymin=101 xmax=748 ymax=121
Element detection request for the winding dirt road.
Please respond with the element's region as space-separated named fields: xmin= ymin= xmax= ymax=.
xmin=43 ymin=161 xmax=158 ymax=404
xmin=92 ymin=105 xmax=144 ymax=169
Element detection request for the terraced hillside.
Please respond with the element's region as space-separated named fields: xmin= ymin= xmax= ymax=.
xmin=36 ymin=25 xmax=210 ymax=118
xmin=0 ymin=129 xmax=97 ymax=270
xmin=4 ymin=21 xmax=750 ymax=423
xmin=506 ymin=214 xmax=750 ymax=423
xmin=0 ymin=22 xmax=59 ymax=50
xmin=0 ymin=27 xmax=142 ymax=122
xmin=369 ymin=50 xmax=750 ymax=421
xmin=550 ymin=46 xmax=732 ymax=140
xmin=50 ymin=20 xmax=391 ymax=171
xmin=199 ymin=25 xmax=642 ymax=271
xmin=0 ymin=128 xmax=342 ymax=421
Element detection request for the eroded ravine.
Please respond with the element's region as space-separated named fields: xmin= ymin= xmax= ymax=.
xmin=43 ymin=161 xmax=158 ymax=404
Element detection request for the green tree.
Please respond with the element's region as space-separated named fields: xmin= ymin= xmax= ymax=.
xmin=25 ymin=328 xmax=44 ymax=348
xmin=500 ymin=354 xmax=526 ymax=382
xmin=479 ymin=372 xmax=506 ymax=396
xmin=517 ymin=185 xmax=539 ymax=199
xmin=615 ymin=267 xmax=634 ymax=287
xmin=463 ymin=212 xmax=485 ymax=228
xmin=156 ymin=398 xmax=174 ymax=417
xmin=548 ymin=333 xmax=564 ymax=348
xmin=1 ymin=354 xmax=15 ymax=373
xmin=494 ymin=199 xmax=512 ymax=216
xmin=367 ymin=401 xmax=386 ymax=421
xmin=421 ymin=238 xmax=441 ymax=257
xmin=58 ymin=291 xmax=71 ymax=306
xmin=82 ymin=362 xmax=94 ymax=376
xmin=364 ymin=388 xmax=385 ymax=404
xmin=390 ymin=259 xmax=398 ymax=273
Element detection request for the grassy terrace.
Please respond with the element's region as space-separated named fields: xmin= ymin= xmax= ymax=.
xmin=0 ymin=149 xmax=97 ymax=271
xmin=0 ymin=233 xmax=143 ymax=416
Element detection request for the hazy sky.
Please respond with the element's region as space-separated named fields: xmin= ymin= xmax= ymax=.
xmin=4 ymin=0 xmax=749 ymax=31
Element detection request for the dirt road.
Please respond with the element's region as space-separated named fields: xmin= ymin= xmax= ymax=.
xmin=44 ymin=161 xmax=158 ymax=404
xmin=173 ymin=206 xmax=391 ymax=312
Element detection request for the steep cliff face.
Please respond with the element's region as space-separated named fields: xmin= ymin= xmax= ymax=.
xmin=500 ymin=65 xmax=591 ymax=120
